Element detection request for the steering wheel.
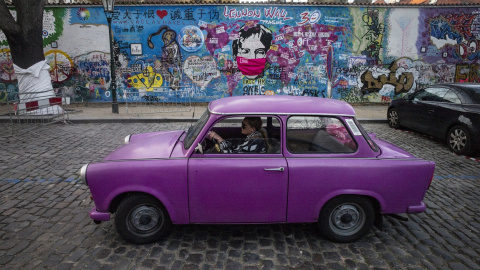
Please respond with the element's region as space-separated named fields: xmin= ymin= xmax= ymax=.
xmin=204 ymin=137 xmax=221 ymax=153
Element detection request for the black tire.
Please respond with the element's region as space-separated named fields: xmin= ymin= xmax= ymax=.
xmin=387 ymin=108 xmax=400 ymax=128
xmin=447 ymin=125 xmax=473 ymax=155
xmin=318 ymin=196 xmax=375 ymax=243
xmin=115 ymin=194 xmax=171 ymax=244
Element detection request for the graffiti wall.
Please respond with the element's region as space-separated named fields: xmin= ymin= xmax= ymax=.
xmin=1 ymin=5 xmax=479 ymax=104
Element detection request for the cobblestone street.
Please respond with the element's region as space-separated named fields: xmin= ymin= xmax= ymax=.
xmin=1 ymin=122 xmax=479 ymax=269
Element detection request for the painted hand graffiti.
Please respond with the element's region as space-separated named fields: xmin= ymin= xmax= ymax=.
xmin=147 ymin=26 xmax=182 ymax=90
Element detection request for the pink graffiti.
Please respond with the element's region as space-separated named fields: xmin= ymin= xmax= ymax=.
xmin=445 ymin=13 xmax=476 ymax=40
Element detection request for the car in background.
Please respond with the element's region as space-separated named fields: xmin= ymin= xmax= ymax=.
xmin=388 ymin=83 xmax=480 ymax=155
xmin=81 ymin=95 xmax=435 ymax=244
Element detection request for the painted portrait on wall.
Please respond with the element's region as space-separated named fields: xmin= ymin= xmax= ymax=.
xmin=232 ymin=24 xmax=273 ymax=79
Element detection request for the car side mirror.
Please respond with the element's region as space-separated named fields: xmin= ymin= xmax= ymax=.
xmin=195 ymin=143 xmax=203 ymax=154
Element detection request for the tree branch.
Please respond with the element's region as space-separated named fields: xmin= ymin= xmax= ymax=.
xmin=0 ymin=0 xmax=21 ymax=36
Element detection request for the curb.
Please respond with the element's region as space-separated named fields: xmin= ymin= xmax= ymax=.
xmin=0 ymin=117 xmax=388 ymax=124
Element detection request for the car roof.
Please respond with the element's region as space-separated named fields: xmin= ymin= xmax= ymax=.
xmin=208 ymin=95 xmax=356 ymax=116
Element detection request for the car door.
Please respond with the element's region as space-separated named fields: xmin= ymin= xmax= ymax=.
xmin=402 ymin=87 xmax=449 ymax=132
xmin=428 ymin=89 xmax=463 ymax=136
xmin=284 ymin=115 xmax=363 ymax=223
xmin=187 ymin=116 xmax=288 ymax=223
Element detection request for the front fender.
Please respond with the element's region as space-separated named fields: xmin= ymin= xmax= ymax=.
xmin=86 ymin=159 xmax=189 ymax=224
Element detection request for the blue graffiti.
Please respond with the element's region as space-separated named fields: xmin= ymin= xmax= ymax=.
xmin=430 ymin=19 xmax=463 ymax=44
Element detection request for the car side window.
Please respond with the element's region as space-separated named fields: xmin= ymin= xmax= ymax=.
xmin=443 ymin=90 xmax=462 ymax=104
xmin=204 ymin=116 xmax=281 ymax=154
xmin=286 ymin=116 xmax=357 ymax=154
xmin=415 ymin=88 xmax=449 ymax=102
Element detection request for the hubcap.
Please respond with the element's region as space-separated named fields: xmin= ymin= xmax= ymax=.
xmin=449 ymin=129 xmax=466 ymax=151
xmin=389 ymin=111 xmax=398 ymax=127
xmin=329 ymin=204 xmax=365 ymax=236
xmin=130 ymin=206 xmax=162 ymax=232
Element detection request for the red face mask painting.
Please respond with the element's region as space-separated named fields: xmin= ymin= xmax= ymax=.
xmin=236 ymin=56 xmax=267 ymax=77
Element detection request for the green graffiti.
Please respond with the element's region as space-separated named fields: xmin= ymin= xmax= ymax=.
xmin=43 ymin=8 xmax=66 ymax=47
xmin=0 ymin=8 xmax=66 ymax=48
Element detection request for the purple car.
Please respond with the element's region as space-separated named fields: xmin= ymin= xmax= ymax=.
xmin=81 ymin=96 xmax=435 ymax=244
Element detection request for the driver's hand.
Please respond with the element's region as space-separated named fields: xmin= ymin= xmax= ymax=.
xmin=208 ymin=131 xmax=223 ymax=142
xmin=207 ymin=131 xmax=216 ymax=140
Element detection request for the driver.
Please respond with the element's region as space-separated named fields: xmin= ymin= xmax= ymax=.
xmin=207 ymin=117 xmax=268 ymax=153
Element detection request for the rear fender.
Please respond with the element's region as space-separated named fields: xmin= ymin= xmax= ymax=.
xmin=315 ymin=190 xmax=386 ymax=218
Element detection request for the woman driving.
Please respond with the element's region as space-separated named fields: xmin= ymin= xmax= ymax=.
xmin=207 ymin=117 xmax=268 ymax=153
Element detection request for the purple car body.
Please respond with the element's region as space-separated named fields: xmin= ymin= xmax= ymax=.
xmin=81 ymin=96 xmax=435 ymax=244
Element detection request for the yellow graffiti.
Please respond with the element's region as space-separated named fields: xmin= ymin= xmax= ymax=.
xmin=264 ymin=90 xmax=275 ymax=95
xmin=44 ymin=50 xmax=74 ymax=83
xmin=0 ymin=48 xmax=12 ymax=60
xmin=128 ymin=66 xmax=163 ymax=92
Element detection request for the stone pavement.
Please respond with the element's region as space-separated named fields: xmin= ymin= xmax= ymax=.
xmin=1 ymin=110 xmax=480 ymax=269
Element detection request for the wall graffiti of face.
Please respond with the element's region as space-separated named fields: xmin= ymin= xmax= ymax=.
xmin=233 ymin=24 xmax=273 ymax=79
xmin=237 ymin=34 xmax=268 ymax=60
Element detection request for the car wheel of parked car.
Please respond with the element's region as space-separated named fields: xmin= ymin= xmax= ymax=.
xmin=388 ymin=108 xmax=400 ymax=128
xmin=318 ymin=196 xmax=375 ymax=243
xmin=447 ymin=125 xmax=473 ymax=155
xmin=115 ymin=194 xmax=171 ymax=244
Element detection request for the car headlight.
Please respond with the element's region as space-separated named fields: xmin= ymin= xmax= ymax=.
xmin=80 ymin=164 xmax=89 ymax=185
xmin=124 ymin=134 xmax=131 ymax=144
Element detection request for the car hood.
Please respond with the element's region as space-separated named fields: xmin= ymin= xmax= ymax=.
xmin=373 ymin=137 xmax=416 ymax=159
xmin=103 ymin=130 xmax=184 ymax=161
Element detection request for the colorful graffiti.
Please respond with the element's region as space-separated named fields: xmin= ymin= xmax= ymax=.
xmin=1 ymin=5 xmax=480 ymax=104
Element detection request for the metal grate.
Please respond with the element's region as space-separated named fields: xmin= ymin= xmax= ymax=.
xmin=0 ymin=89 xmax=71 ymax=138
xmin=124 ymin=86 xmax=193 ymax=115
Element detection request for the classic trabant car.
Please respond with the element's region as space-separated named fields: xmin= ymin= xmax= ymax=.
xmin=81 ymin=96 xmax=435 ymax=244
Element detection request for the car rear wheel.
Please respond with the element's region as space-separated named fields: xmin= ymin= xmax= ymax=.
xmin=388 ymin=108 xmax=400 ymax=128
xmin=115 ymin=194 xmax=171 ymax=244
xmin=318 ymin=196 xmax=375 ymax=243
xmin=447 ymin=125 xmax=473 ymax=155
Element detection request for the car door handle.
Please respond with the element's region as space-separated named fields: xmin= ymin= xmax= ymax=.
xmin=264 ymin=167 xmax=285 ymax=172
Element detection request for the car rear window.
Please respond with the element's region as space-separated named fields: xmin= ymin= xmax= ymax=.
xmin=462 ymin=86 xmax=480 ymax=104
xmin=354 ymin=119 xmax=379 ymax=152
xmin=286 ymin=116 xmax=357 ymax=154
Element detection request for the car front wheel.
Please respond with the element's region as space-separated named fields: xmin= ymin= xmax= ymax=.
xmin=318 ymin=196 xmax=375 ymax=243
xmin=115 ymin=194 xmax=171 ymax=244
xmin=388 ymin=108 xmax=400 ymax=128
xmin=447 ymin=125 xmax=473 ymax=155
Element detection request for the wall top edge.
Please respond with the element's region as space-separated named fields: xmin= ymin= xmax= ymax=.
xmin=4 ymin=2 xmax=480 ymax=8
xmin=35 ymin=3 xmax=480 ymax=8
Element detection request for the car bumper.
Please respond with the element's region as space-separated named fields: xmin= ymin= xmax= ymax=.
xmin=407 ymin=202 xmax=426 ymax=213
xmin=89 ymin=207 xmax=111 ymax=221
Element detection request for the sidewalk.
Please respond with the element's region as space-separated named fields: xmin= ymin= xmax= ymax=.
xmin=0 ymin=102 xmax=389 ymax=123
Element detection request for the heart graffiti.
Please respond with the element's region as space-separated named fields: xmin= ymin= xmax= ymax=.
xmin=183 ymin=55 xmax=220 ymax=90
xmin=156 ymin=10 xmax=168 ymax=19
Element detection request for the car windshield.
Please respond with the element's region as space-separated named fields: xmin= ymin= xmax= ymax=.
xmin=184 ymin=110 xmax=210 ymax=149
